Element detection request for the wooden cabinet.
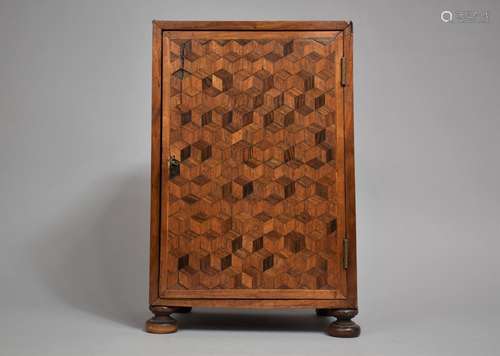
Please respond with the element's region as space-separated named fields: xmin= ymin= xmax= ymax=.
xmin=147 ymin=21 xmax=359 ymax=337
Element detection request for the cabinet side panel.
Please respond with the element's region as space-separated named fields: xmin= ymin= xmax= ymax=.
xmin=343 ymin=23 xmax=357 ymax=306
xmin=149 ymin=23 xmax=162 ymax=304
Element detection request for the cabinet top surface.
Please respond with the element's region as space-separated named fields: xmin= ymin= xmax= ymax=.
xmin=153 ymin=21 xmax=351 ymax=31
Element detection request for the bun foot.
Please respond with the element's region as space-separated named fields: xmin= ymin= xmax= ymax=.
xmin=145 ymin=306 xmax=178 ymax=334
xmin=326 ymin=309 xmax=361 ymax=338
xmin=145 ymin=316 xmax=177 ymax=334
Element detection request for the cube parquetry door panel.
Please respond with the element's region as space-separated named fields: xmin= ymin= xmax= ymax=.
xmin=159 ymin=30 xmax=347 ymax=299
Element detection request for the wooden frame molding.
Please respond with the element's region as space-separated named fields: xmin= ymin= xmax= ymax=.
xmin=153 ymin=20 xmax=351 ymax=31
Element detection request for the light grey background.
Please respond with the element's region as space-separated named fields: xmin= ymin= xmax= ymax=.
xmin=1 ymin=0 xmax=499 ymax=355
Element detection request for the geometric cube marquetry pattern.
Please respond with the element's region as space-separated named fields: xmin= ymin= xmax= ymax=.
xmin=167 ymin=37 xmax=340 ymax=290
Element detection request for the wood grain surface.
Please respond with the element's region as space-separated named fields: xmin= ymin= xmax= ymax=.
xmin=149 ymin=21 xmax=357 ymax=308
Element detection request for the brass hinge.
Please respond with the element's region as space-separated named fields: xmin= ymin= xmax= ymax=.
xmin=343 ymin=237 xmax=349 ymax=269
xmin=341 ymin=57 xmax=348 ymax=86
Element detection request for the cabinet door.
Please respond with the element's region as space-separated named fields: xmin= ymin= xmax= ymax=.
xmin=159 ymin=30 xmax=347 ymax=299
